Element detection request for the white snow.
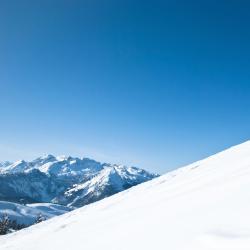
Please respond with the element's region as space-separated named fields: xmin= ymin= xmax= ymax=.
xmin=0 ymin=202 xmax=71 ymax=225
xmin=1 ymin=141 xmax=250 ymax=250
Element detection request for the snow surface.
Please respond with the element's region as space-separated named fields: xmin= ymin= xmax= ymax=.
xmin=0 ymin=201 xmax=71 ymax=225
xmin=1 ymin=141 xmax=250 ymax=250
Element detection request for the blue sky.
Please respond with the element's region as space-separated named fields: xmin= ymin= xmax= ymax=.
xmin=0 ymin=0 xmax=250 ymax=173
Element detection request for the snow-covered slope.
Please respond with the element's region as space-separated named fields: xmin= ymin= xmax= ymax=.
xmin=0 ymin=155 xmax=158 ymax=207
xmin=1 ymin=141 xmax=250 ymax=250
xmin=0 ymin=201 xmax=71 ymax=225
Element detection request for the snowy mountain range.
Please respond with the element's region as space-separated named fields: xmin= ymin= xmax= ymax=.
xmin=1 ymin=141 xmax=250 ymax=250
xmin=0 ymin=155 xmax=158 ymax=208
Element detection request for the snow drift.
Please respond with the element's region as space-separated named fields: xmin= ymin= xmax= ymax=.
xmin=1 ymin=141 xmax=250 ymax=250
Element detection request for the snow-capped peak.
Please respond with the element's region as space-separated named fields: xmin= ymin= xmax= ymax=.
xmin=0 ymin=161 xmax=12 ymax=168
xmin=2 ymin=160 xmax=29 ymax=173
xmin=32 ymin=154 xmax=57 ymax=166
xmin=0 ymin=155 xmax=103 ymax=176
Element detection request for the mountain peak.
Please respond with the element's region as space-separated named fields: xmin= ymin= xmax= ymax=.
xmin=56 ymin=155 xmax=70 ymax=161
xmin=41 ymin=154 xmax=56 ymax=160
xmin=33 ymin=154 xmax=56 ymax=163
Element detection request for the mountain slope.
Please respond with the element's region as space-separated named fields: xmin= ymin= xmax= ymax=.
xmin=1 ymin=141 xmax=250 ymax=250
xmin=0 ymin=169 xmax=66 ymax=204
xmin=62 ymin=165 xmax=155 ymax=207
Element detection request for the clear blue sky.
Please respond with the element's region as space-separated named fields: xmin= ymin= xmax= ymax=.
xmin=0 ymin=0 xmax=250 ymax=173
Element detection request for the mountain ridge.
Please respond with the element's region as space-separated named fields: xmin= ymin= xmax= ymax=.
xmin=0 ymin=155 xmax=158 ymax=207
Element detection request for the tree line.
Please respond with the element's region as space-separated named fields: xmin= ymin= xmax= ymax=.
xmin=0 ymin=213 xmax=46 ymax=235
